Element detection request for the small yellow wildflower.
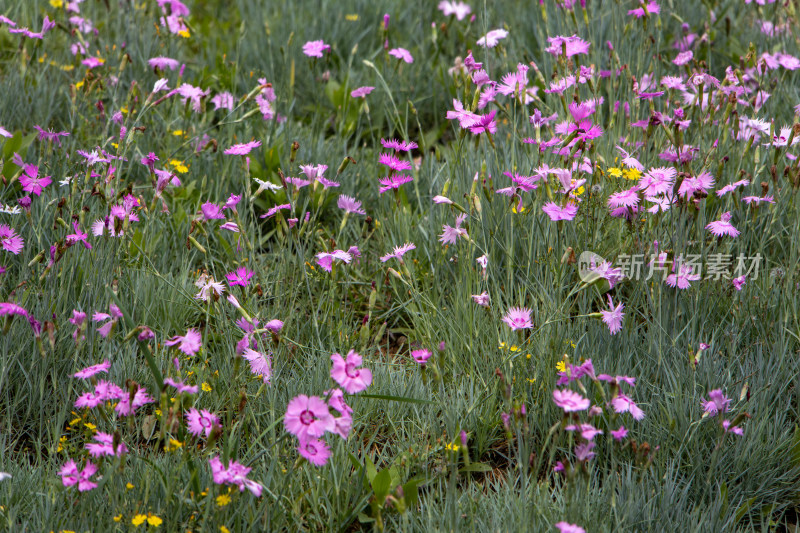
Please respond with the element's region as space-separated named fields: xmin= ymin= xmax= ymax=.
xmin=83 ymin=422 xmax=96 ymax=432
xmin=498 ymin=341 xmax=507 ymax=350
xmin=201 ymin=382 xmax=212 ymax=392
xmin=113 ymin=515 xmax=122 ymax=522
xmin=527 ymin=378 xmax=536 ymax=383
xmin=445 ymin=443 xmax=460 ymax=452
xmin=164 ymin=439 xmax=183 ymax=452
xmin=172 ymin=130 xmax=184 ymax=136
xmin=50 ymin=0 xmax=64 ymax=7
xmin=509 ymin=345 xmax=520 ymax=352
xmin=220 ymin=527 xmax=231 ymax=533
xmin=69 ymin=417 xmax=82 ymax=427
xmin=511 ymin=204 xmax=525 ymax=214
xmin=556 ymin=361 xmax=566 ymax=373
xmin=132 ymin=514 xmax=147 ymax=526
xmin=169 ymin=160 xmax=189 ymax=174
xmin=126 ymin=482 xmax=134 ymax=490
xmin=147 ymin=515 xmax=162 ymax=527
xmin=120 ymin=106 xmax=129 ymax=114
xmin=345 ymin=14 xmax=359 ymax=21
xmin=622 ymin=168 xmax=642 ymax=181
xmin=526 ymin=353 xmax=532 ymax=359
xmin=607 ymin=167 xmax=623 ymax=178
xmin=178 ymin=29 xmax=190 ymax=38
xmin=216 ymin=493 xmax=232 ymax=507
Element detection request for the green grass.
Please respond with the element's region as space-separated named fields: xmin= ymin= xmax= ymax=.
xmin=0 ymin=0 xmax=799 ymax=531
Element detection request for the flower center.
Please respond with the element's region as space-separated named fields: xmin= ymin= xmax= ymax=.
xmin=345 ymin=363 xmax=360 ymax=379
xmin=299 ymin=410 xmax=315 ymax=425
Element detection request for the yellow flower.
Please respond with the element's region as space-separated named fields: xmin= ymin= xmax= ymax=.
xmin=201 ymin=382 xmax=212 ymax=392
xmin=498 ymin=341 xmax=507 ymax=350
xmin=113 ymin=515 xmax=122 ymax=522
xmin=526 ymin=353 xmax=532 ymax=359
xmin=527 ymin=378 xmax=536 ymax=383
xmin=169 ymin=160 xmax=189 ymax=174
xmin=132 ymin=514 xmax=147 ymax=526
xmin=126 ymin=482 xmax=134 ymax=490
xmin=607 ymin=167 xmax=623 ymax=178
xmin=216 ymin=493 xmax=232 ymax=507
xmin=178 ymin=30 xmax=190 ymax=38
xmin=147 ymin=515 xmax=162 ymax=527
xmin=172 ymin=130 xmax=184 ymax=136
xmin=574 ymin=186 xmax=585 ymax=196
xmin=220 ymin=527 xmax=231 ymax=533
xmin=164 ymin=439 xmax=183 ymax=452
xmin=75 ymin=81 xmax=85 ymax=89
xmin=509 ymin=345 xmax=520 ymax=352
xmin=511 ymin=204 xmax=525 ymax=214
xmin=445 ymin=443 xmax=460 ymax=452
xmin=83 ymin=422 xmax=96 ymax=432
xmin=556 ymin=361 xmax=566 ymax=373
xmin=120 ymin=106 xmax=129 ymax=114
xmin=50 ymin=0 xmax=64 ymax=7
xmin=69 ymin=417 xmax=82 ymax=427
xmin=345 ymin=14 xmax=359 ymax=21
xmin=623 ymin=168 xmax=642 ymax=181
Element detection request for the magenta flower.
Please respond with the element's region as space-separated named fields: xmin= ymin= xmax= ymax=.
xmin=555 ymin=522 xmax=586 ymax=533
xmin=476 ymin=28 xmax=508 ymax=48
xmin=200 ymin=202 xmax=225 ymax=221
xmin=702 ymin=389 xmax=731 ymax=417
xmin=565 ymin=423 xmax=603 ymax=441
xmin=381 ymin=138 xmax=418 ymax=152
xmin=264 ymin=319 xmax=284 ymax=333
xmin=0 ymin=225 xmax=24 ymax=255
xmin=163 ymin=378 xmax=199 ymax=394
xmin=673 ymin=50 xmax=694 ymax=65
xmin=677 ymin=171 xmax=715 ymax=199
xmin=716 ymin=179 xmax=749 ymax=197
xmin=298 ymin=437 xmax=331 ymax=466
xmin=285 ymin=395 xmax=334 ymax=440
xmin=732 ymin=275 xmax=746 ymax=291
xmin=468 ymin=110 xmax=498 ymax=135
xmin=186 ymin=408 xmax=220 ymax=438
xmin=260 ymin=203 xmax=292 ymax=219
xmin=92 ymin=303 xmax=123 ymax=338
xmin=610 ymin=393 xmax=645 ymax=420
xmin=337 ymin=195 xmax=366 ymax=215
xmin=330 ymin=350 xmax=372 ymax=394
xmin=438 ymin=1 xmax=472 ymax=20
xmin=545 ymin=35 xmax=591 ymax=57
xmin=315 ymin=250 xmax=353 ymax=272
xmin=86 ymin=432 xmax=128 ymax=457
xmin=73 ymin=360 xmax=110 ymax=379
xmin=607 ymin=187 xmax=641 ymax=209
xmin=542 ymin=202 xmax=578 ymax=221
xmin=610 ymin=426 xmax=628 ymax=441
xmin=665 ymin=263 xmax=701 ymax=289
xmin=33 ymin=126 xmax=69 ymax=145
xmin=388 ymin=47 xmax=413 ymax=63
xmin=472 ymin=292 xmax=490 ymax=307
xmin=115 ymin=386 xmax=154 ymax=416
xmin=350 ymin=86 xmax=375 ymax=98
xmin=502 ymin=306 xmax=532 ymax=331
xmin=378 ymin=174 xmax=414 ymax=193
xmin=302 ymin=40 xmax=330 ymax=58
xmin=600 ymin=295 xmax=624 ymax=335
xmin=224 ymin=140 xmax=262 ymax=155
xmin=552 ymin=389 xmax=591 ymax=412
xmin=378 ymin=153 xmax=412 ymax=172
xmin=210 ymin=92 xmax=234 ymax=110
xmin=227 ymin=266 xmax=255 ymax=287
xmin=628 ymin=1 xmax=660 ymax=17
xmin=723 ymin=420 xmax=744 ymax=436
xmin=706 ymin=212 xmax=740 ymax=238
xmin=148 ymin=56 xmax=179 ymax=70
xmin=59 ymin=460 xmax=97 ymax=492
xmin=208 ymin=456 xmax=263 ymax=496
xmin=411 ymin=348 xmax=432 ymax=365
xmin=380 ymin=242 xmax=416 ymax=263
xmin=241 ymin=348 xmax=272 ymax=384
xmin=165 ymin=328 xmax=202 ymax=356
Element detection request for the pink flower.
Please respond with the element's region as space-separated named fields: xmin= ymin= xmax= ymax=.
xmin=702 ymin=389 xmax=731 ymax=417
xmin=552 ymin=389 xmax=591 ymax=412
xmin=380 ymin=242 xmax=416 ymax=263
xmin=628 ymin=1 xmax=660 ymax=17
xmin=542 ymin=202 xmax=578 ymax=221
xmin=165 ymin=328 xmax=202 ymax=356
xmin=115 ymin=386 xmax=154 ymax=416
xmin=163 ymin=378 xmax=198 ymax=394
xmin=438 ymin=1 xmax=472 ymax=20
xmin=303 ymin=40 xmax=330 ymax=58
xmin=476 ymin=29 xmax=508 ymax=48
xmin=330 ymin=350 xmax=372 ymax=394
xmin=610 ymin=393 xmax=645 ymax=420
xmin=565 ymin=423 xmax=603 ymax=441
xmin=600 ymin=295 xmax=625 ymax=335
xmin=73 ymin=360 xmax=110 ymax=379
xmin=200 ymin=202 xmax=225 ymax=220
xmin=297 ymin=437 xmax=331 ymax=466
xmin=411 ymin=349 xmax=432 ymax=365
xmin=18 ymin=165 xmax=51 ymax=196
xmin=723 ymin=420 xmax=744 ymax=435
xmin=260 ymin=203 xmax=292 ymax=218
xmin=148 ymin=56 xmax=179 ymax=70
xmin=315 ymin=250 xmax=352 ymax=272
xmin=59 ymin=460 xmax=98 ymax=492
xmin=66 ymin=222 xmax=92 ymax=249
xmin=224 ymin=140 xmax=261 ymax=155
xmin=284 ymin=395 xmax=334 ymax=440
xmin=468 ymin=110 xmax=498 ymax=135
xmin=732 ymin=275 xmax=746 ymax=291
xmin=350 ymin=86 xmax=375 ymax=98
xmin=665 ymin=263 xmax=701 ymax=289
xmin=211 ymin=92 xmax=234 ymax=110
xmin=337 ymin=195 xmax=366 ymax=215
xmin=502 ymin=307 xmax=532 ymax=331
xmin=555 ymin=522 xmax=586 ymax=533
xmin=242 ymin=348 xmax=272 ymax=383
xmin=227 ymin=266 xmax=254 ymax=287
xmin=677 ymin=171 xmax=715 ymax=199
xmin=705 ymin=212 xmax=739 ymax=238
xmin=545 ymin=35 xmax=591 ymax=57
xmin=381 ymin=138 xmax=418 ymax=152
xmin=378 ymin=153 xmax=412 ymax=172
xmin=716 ymin=179 xmax=749 ymax=197
xmin=185 ymin=407 xmax=220 ymax=437
xmin=208 ymin=456 xmax=263 ymax=496
xmin=472 ymin=292 xmax=490 ymax=307
xmin=610 ymin=426 xmax=628 ymax=441
xmin=607 ymin=187 xmax=640 ymax=209
xmin=673 ymin=50 xmax=693 ymax=65
xmin=378 ymin=174 xmax=414 ymax=193
xmin=389 ymin=47 xmax=413 ymax=63
xmin=86 ymin=432 xmax=128 ymax=457
xmin=440 ymin=213 xmax=469 ymax=245
xmin=0 ymin=225 xmax=24 ymax=255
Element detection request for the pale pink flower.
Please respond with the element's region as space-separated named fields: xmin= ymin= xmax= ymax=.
xmin=284 ymin=395 xmax=334 ymax=440
xmin=472 ymin=292 xmax=490 ymax=307
xmin=242 ymin=348 xmax=272 ymax=384
xmin=298 ymin=437 xmax=331 ymax=466
xmin=224 ymin=140 xmax=261 ymax=155
xmin=380 ymin=242 xmax=416 ymax=263
xmin=330 ymin=350 xmax=372 ymax=394
xmin=610 ymin=393 xmax=645 ymax=420
xmin=73 ymin=360 xmax=110 ymax=379
xmin=165 ymin=328 xmax=202 ymax=356
xmin=552 ymin=389 xmax=591 ymax=412
xmin=185 ymin=407 xmax=220 ymax=437
xmin=502 ymin=307 xmax=533 ymax=331
xmin=388 ymin=48 xmax=413 ymax=63
xmin=350 ymin=86 xmax=375 ymax=98
xmin=600 ymin=295 xmax=624 ymax=335
xmin=303 ymin=40 xmax=330 ymax=58
xmin=477 ymin=29 xmax=508 ymax=48
xmin=706 ymin=212 xmax=739 ymax=237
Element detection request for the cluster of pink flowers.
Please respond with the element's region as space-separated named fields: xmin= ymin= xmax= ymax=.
xmin=284 ymin=351 xmax=372 ymax=466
